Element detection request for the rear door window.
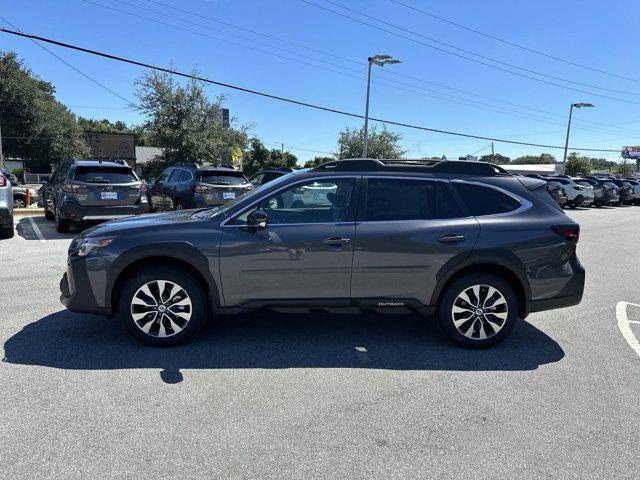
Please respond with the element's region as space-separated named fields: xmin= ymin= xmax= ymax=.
xmin=365 ymin=178 xmax=436 ymax=221
xmin=72 ymin=166 xmax=137 ymax=183
xmin=452 ymin=182 xmax=522 ymax=216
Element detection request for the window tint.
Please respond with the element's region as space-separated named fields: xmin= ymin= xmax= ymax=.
xmin=55 ymin=164 xmax=70 ymax=183
xmin=236 ymin=178 xmax=355 ymax=225
xmin=436 ymin=182 xmax=465 ymax=218
xmin=156 ymin=170 xmax=171 ymax=183
xmin=73 ymin=166 xmax=137 ymax=183
xmin=453 ymin=183 xmax=521 ymax=216
xmin=200 ymin=171 xmax=247 ymax=185
xmin=365 ymin=178 xmax=436 ymax=221
xmin=168 ymin=170 xmax=183 ymax=182
xmin=262 ymin=172 xmax=282 ymax=184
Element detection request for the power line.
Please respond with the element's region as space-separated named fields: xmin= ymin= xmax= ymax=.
xmin=323 ymin=0 xmax=640 ymax=97
xmin=300 ymin=0 xmax=640 ymax=105
xmin=0 ymin=27 xmax=621 ymax=153
xmin=388 ymin=0 xmax=640 ymax=85
xmin=77 ymin=0 xmax=640 ymax=137
xmin=84 ymin=0 xmax=640 ymax=137
xmin=0 ymin=15 xmax=135 ymax=106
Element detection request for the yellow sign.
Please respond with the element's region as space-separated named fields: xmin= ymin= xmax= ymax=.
xmin=231 ymin=147 xmax=243 ymax=169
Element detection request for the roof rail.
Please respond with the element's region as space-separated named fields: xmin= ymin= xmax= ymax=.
xmin=311 ymin=158 xmax=511 ymax=176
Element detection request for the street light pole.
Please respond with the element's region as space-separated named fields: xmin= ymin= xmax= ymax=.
xmin=562 ymin=102 xmax=594 ymax=173
xmin=362 ymin=55 xmax=401 ymax=158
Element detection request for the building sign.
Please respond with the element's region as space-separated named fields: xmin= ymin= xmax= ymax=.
xmin=621 ymin=146 xmax=640 ymax=159
xmin=82 ymin=132 xmax=135 ymax=160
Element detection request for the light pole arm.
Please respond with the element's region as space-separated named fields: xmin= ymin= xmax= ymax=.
xmin=363 ymin=60 xmax=373 ymax=158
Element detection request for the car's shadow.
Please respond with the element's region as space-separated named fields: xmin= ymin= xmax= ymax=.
xmin=3 ymin=310 xmax=565 ymax=383
xmin=15 ymin=216 xmax=78 ymax=241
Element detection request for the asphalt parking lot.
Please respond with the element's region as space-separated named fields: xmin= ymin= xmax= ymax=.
xmin=1 ymin=208 xmax=639 ymax=479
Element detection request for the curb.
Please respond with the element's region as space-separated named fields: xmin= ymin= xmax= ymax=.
xmin=13 ymin=208 xmax=45 ymax=218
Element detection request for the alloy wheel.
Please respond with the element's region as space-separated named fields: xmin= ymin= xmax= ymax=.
xmin=130 ymin=280 xmax=192 ymax=337
xmin=451 ymin=284 xmax=508 ymax=340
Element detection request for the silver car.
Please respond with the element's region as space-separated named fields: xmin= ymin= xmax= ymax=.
xmin=0 ymin=173 xmax=14 ymax=238
xmin=548 ymin=177 xmax=594 ymax=208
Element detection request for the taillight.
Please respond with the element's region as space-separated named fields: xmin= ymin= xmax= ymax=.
xmin=63 ymin=184 xmax=80 ymax=193
xmin=139 ymin=184 xmax=147 ymax=193
xmin=553 ymin=225 xmax=580 ymax=243
xmin=0 ymin=175 xmax=6 ymax=187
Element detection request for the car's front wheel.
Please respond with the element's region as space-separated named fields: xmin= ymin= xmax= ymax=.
xmin=119 ymin=266 xmax=207 ymax=346
xmin=437 ymin=273 xmax=518 ymax=348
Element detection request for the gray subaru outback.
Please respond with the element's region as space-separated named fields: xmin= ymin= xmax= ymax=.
xmin=60 ymin=159 xmax=584 ymax=348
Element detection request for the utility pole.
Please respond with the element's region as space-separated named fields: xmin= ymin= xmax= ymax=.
xmin=0 ymin=110 xmax=5 ymax=171
xmin=562 ymin=102 xmax=594 ymax=174
xmin=281 ymin=143 xmax=284 ymax=160
xmin=491 ymin=142 xmax=494 ymax=156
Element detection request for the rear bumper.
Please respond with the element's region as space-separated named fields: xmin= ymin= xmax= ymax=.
xmin=60 ymin=257 xmax=112 ymax=316
xmin=529 ymin=262 xmax=585 ymax=313
xmin=59 ymin=200 xmax=149 ymax=221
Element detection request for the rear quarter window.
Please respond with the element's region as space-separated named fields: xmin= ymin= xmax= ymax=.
xmin=453 ymin=182 xmax=522 ymax=216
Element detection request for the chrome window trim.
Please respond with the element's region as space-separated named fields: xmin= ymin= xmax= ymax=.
xmin=220 ymin=175 xmax=359 ymax=227
xmin=450 ymin=179 xmax=533 ymax=218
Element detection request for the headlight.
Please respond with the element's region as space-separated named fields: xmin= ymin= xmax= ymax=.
xmin=71 ymin=236 xmax=117 ymax=256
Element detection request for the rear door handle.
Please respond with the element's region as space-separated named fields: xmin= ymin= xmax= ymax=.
xmin=323 ymin=236 xmax=351 ymax=247
xmin=438 ymin=233 xmax=466 ymax=244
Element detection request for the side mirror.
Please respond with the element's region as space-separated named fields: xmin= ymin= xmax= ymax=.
xmin=246 ymin=209 xmax=268 ymax=229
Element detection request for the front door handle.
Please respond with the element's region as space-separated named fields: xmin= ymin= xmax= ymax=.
xmin=438 ymin=233 xmax=466 ymax=244
xmin=323 ymin=236 xmax=351 ymax=247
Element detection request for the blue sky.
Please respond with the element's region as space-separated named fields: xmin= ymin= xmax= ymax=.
xmin=2 ymin=0 xmax=640 ymax=163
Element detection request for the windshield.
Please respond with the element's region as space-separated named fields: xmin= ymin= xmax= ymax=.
xmin=199 ymin=171 xmax=247 ymax=185
xmin=72 ymin=166 xmax=138 ymax=183
xmin=195 ymin=172 xmax=297 ymax=219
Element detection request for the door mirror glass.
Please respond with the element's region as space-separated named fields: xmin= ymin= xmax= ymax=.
xmin=247 ymin=209 xmax=268 ymax=229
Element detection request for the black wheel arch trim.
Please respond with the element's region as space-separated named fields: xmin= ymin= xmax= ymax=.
xmin=430 ymin=250 xmax=532 ymax=316
xmin=108 ymin=242 xmax=220 ymax=313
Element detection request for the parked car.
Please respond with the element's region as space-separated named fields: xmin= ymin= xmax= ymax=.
xmin=622 ymin=179 xmax=640 ymax=205
xmin=248 ymin=167 xmax=293 ymax=187
xmin=60 ymin=158 xmax=585 ymax=349
xmin=0 ymin=173 xmax=14 ymax=238
xmin=545 ymin=180 xmax=567 ymax=207
xmin=41 ymin=159 xmax=149 ymax=233
xmin=0 ymin=169 xmax=36 ymax=208
xmin=582 ymin=177 xmax=620 ymax=206
xmin=604 ymin=179 xmax=636 ymax=205
xmin=547 ymin=177 xmax=594 ymax=208
xmin=148 ymin=164 xmax=252 ymax=211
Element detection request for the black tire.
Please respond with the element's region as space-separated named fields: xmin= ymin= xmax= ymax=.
xmin=174 ymin=199 xmax=183 ymax=210
xmin=437 ymin=273 xmax=518 ymax=349
xmin=13 ymin=196 xmax=26 ymax=209
xmin=44 ymin=206 xmax=55 ymax=220
xmin=0 ymin=226 xmax=14 ymax=239
xmin=55 ymin=208 xmax=70 ymax=233
xmin=118 ymin=266 xmax=208 ymax=346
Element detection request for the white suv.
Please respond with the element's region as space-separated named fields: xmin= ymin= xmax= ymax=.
xmin=548 ymin=177 xmax=594 ymax=208
xmin=0 ymin=173 xmax=14 ymax=238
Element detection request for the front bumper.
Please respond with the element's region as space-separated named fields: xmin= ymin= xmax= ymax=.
xmin=529 ymin=261 xmax=585 ymax=313
xmin=59 ymin=200 xmax=149 ymax=221
xmin=60 ymin=256 xmax=112 ymax=316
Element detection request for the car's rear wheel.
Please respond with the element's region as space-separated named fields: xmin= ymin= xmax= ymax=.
xmin=0 ymin=226 xmax=14 ymax=239
xmin=437 ymin=273 xmax=518 ymax=348
xmin=44 ymin=206 xmax=55 ymax=220
xmin=54 ymin=209 xmax=70 ymax=233
xmin=119 ymin=266 xmax=207 ymax=346
xmin=13 ymin=197 xmax=26 ymax=209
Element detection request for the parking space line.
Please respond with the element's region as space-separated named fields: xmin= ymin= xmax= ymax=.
xmin=615 ymin=302 xmax=640 ymax=359
xmin=28 ymin=217 xmax=46 ymax=244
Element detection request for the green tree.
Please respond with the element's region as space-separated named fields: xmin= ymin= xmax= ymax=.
xmin=615 ymin=159 xmax=636 ymax=178
xmin=480 ymin=153 xmax=511 ymax=164
xmin=589 ymin=157 xmax=615 ymax=171
xmin=511 ymin=154 xmax=556 ymax=164
xmin=336 ymin=124 xmax=406 ymax=159
xmin=134 ymin=70 xmax=249 ymax=165
xmin=565 ymin=152 xmax=591 ymax=176
xmin=0 ymin=51 xmax=89 ymax=172
xmin=241 ymin=138 xmax=298 ymax=176
xmin=303 ymin=156 xmax=334 ymax=168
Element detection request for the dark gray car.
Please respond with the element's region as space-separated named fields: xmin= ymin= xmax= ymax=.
xmin=60 ymin=159 xmax=584 ymax=348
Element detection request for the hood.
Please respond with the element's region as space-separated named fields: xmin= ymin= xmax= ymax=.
xmin=80 ymin=209 xmax=212 ymax=238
